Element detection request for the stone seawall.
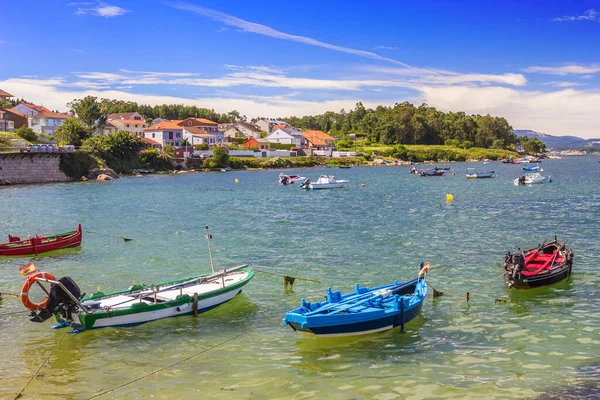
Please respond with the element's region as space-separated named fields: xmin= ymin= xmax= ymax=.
xmin=0 ymin=153 xmax=73 ymax=185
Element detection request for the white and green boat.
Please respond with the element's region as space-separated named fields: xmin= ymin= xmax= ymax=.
xmin=26 ymin=227 xmax=254 ymax=332
xmin=28 ymin=264 xmax=254 ymax=332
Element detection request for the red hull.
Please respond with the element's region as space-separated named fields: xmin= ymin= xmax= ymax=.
xmin=0 ymin=225 xmax=82 ymax=256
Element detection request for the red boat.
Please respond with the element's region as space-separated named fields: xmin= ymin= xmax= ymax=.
xmin=0 ymin=225 xmax=82 ymax=256
xmin=420 ymin=170 xmax=445 ymax=177
xmin=503 ymin=237 xmax=574 ymax=289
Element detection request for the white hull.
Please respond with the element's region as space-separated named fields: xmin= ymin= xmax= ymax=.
xmin=308 ymin=182 xmax=347 ymax=189
xmin=83 ymin=288 xmax=242 ymax=328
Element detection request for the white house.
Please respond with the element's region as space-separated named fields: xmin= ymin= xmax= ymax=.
xmin=109 ymin=119 xmax=148 ymax=137
xmin=266 ymin=128 xmax=305 ymax=147
xmin=11 ymin=103 xmax=52 ymax=117
xmin=108 ymin=112 xmax=145 ymax=122
xmin=144 ymin=121 xmax=183 ymax=147
xmin=182 ymin=126 xmax=217 ymax=146
xmin=27 ymin=111 xmax=70 ymax=135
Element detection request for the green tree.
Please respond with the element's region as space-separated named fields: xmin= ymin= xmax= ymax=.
xmin=68 ymin=96 xmax=107 ymax=131
xmin=211 ymin=145 xmax=229 ymax=167
xmin=55 ymin=118 xmax=92 ymax=146
xmin=15 ymin=126 xmax=37 ymax=142
xmin=519 ymin=136 xmax=546 ymax=155
xmin=162 ymin=145 xmax=177 ymax=158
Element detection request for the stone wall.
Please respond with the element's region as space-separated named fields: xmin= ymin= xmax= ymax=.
xmin=0 ymin=153 xmax=73 ymax=185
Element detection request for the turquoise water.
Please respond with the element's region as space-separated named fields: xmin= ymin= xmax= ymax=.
xmin=1 ymin=157 xmax=599 ymax=399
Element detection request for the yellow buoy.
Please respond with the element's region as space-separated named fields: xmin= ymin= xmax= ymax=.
xmin=446 ymin=194 xmax=454 ymax=202
xmin=235 ymin=178 xmax=239 ymax=183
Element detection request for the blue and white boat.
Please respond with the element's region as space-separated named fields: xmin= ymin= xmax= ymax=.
xmin=283 ymin=270 xmax=428 ymax=337
xmin=522 ymin=164 xmax=540 ymax=172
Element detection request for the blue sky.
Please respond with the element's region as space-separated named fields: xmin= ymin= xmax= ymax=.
xmin=1 ymin=1 xmax=599 ymax=138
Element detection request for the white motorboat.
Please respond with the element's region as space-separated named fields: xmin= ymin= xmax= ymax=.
xmin=514 ymin=172 xmax=546 ymax=185
xmin=301 ymin=175 xmax=349 ymax=190
xmin=279 ymin=173 xmax=307 ymax=185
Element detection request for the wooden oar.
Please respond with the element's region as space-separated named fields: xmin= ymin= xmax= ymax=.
xmin=305 ymin=278 xmax=419 ymax=316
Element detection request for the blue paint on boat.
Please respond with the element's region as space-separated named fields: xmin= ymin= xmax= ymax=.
xmin=283 ymin=277 xmax=427 ymax=337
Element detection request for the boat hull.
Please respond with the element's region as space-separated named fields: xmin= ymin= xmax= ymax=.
xmin=506 ymin=263 xmax=572 ymax=289
xmin=308 ymin=182 xmax=346 ymax=189
xmin=0 ymin=225 xmax=82 ymax=256
xmin=287 ymin=301 xmax=423 ymax=337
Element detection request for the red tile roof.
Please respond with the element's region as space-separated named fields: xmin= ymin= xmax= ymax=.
xmin=145 ymin=121 xmax=182 ymax=130
xmin=142 ymin=137 xmax=161 ymax=145
xmin=184 ymin=126 xmax=215 ymax=136
xmin=0 ymin=89 xmax=13 ymax=97
xmin=29 ymin=111 xmax=70 ymax=119
xmin=177 ymin=117 xmax=218 ymax=126
xmin=302 ymin=130 xmax=335 ymax=146
xmin=4 ymin=108 xmax=27 ymax=118
xmin=271 ymin=124 xmax=288 ymax=131
xmin=23 ymin=103 xmax=52 ymax=113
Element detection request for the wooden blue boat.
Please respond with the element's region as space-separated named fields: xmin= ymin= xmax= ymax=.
xmin=283 ymin=273 xmax=428 ymax=337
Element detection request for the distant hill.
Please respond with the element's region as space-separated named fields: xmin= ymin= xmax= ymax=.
xmin=513 ymin=130 xmax=600 ymax=150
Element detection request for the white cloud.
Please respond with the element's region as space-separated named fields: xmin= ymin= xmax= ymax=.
xmin=551 ymin=9 xmax=598 ymax=22
xmin=416 ymin=85 xmax=600 ymax=139
xmin=524 ymin=64 xmax=600 ymax=75
xmin=70 ymin=2 xmax=129 ymax=17
xmin=543 ymin=81 xmax=584 ymax=88
xmin=169 ymin=2 xmax=412 ymax=68
xmin=374 ymin=46 xmax=397 ymax=50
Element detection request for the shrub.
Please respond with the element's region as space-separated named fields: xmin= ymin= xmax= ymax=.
xmin=194 ymin=143 xmax=209 ymax=150
xmin=15 ymin=126 xmax=37 ymax=142
xmin=139 ymin=149 xmax=172 ymax=170
xmin=59 ymin=151 xmax=100 ymax=179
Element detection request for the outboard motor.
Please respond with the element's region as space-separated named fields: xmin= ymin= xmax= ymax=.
xmin=300 ymin=178 xmax=311 ymax=189
xmin=30 ymin=277 xmax=82 ymax=323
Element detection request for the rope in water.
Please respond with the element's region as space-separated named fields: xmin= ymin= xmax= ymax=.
xmin=14 ymin=321 xmax=74 ymax=400
xmin=254 ymin=269 xmax=321 ymax=283
xmin=84 ymin=230 xmax=133 ymax=242
xmin=87 ymin=331 xmax=246 ymax=399
xmin=448 ymin=272 xmax=506 ymax=309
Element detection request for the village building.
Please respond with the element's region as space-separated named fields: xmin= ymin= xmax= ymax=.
xmin=144 ymin=121 xmax=183 ymax=147
xmin=302 ymin=130 xmax=336 ymax=150
xmin=241 ymin=137 xmax=271 ymax=150
xmin=223 ymin=126 xmax=246 ymax=142
xmin=141 ymin=137 xmax=162 ymax=150
xmin=101 ymin=121 xmax=119 ymax=135
xmin=0 ymin=108 xmax=27 ymax=131
xmin=176 ymin=117 xmax=219 ymax=132
xmin=108 ymin=112 xmax=145 ymax=122
xmin=0 ymin=89 xmax=13 ymax=102
xmin=109 ymin=119 xmax=148 ymax=137
xmin=266 ymin=127 xmax=305 ymax=147
xmin=0 ymin=109 xmax=15 ymax=132
xmin=255 ymin=118 xmax=289 ymax=133
xmin=182 ymin=126 xmax=217 ymax=146
xmin=11 ymin=103 xmax=52 ymax=117
xmin=236 ymin=122 xmax=262 ymax=138
xmin=27 ymin=111 xmax=70 ymax=135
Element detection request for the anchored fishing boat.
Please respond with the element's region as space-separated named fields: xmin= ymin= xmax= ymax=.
xmin=420 ymin=170 xmax=444 ymax=177
xmin=300 ymin=175 xmax=348 ymax=189
xmin=283 ymin=263 xmax=429 ymax=337
xmin=465 ymin=168 xmax=495 ymax=179
xmin=0 ymin=224 xmax=82 ymax=256
xmin=514 ymin=172 xmax=546 ymax=185
xmin=24 ymin=227 xmax=254 ymax=332
xmin=503 ymin=238 xmax=574 ymax=289
xmin=279 ymin=172 xmax=307 ymax=185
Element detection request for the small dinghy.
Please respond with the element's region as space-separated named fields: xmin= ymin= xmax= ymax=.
xmin=283 ymin=263 xmax=429 ymax=337
xmin=279 ymin=173 xmax=306 ymax=185
xmin=504 ymin=238 xmax=574 ymax=289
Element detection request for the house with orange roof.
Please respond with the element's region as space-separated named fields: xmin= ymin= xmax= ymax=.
xmin=256 ymin=118 xmax=289 ymax=133
xmin=141 ymin=137 xmax=162 ymax=150
xmin=182 ymin=126 xmax=217 ymax=146
xmin=302 ymin=130 xmax=336 ymax=150
xmin=11 ymin=103 xmax=52 ymax=117
xmin=27 ymin=111 xmax=70 ymax=135
xmin=241 ymin=137 xmax=271 ymax=150
xmin=0 ymin=89 xmax=13 ymax=102
xmin=176 ymin=117 xmax=219 ymax=132
xmin=0 ymin=108 xmax=27 ymax=130
xmin=144 ymin=121 xmax=183 ymax=147
xmin=109 ymin=119 xmax=148 ymax=137
xmin=0 ymin=109 xmax=15 ymax=132
xmin=101 ymin=121 xmax=119 ymax=135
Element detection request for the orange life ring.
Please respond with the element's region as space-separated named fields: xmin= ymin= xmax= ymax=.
xmin=21 ymin=271 xmax=56 ymax=311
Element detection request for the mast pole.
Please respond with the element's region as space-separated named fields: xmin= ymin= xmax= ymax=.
xmin=205 ymin=225 xmax=215 ymax=274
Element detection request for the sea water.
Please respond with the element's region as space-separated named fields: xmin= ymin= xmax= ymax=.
xmin=1 ymin=156 xmax=599 ymax=399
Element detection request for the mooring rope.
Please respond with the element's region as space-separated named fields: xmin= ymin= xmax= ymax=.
xmin=84 ymin=230 xmax=134 ymax=242
xmin=448 ymin=272 xmax=506 ymax=309
xmin=14 ymin=321 xmax=74 ymax=399
xmin=87 ymin=331 xmax=246 ymax=399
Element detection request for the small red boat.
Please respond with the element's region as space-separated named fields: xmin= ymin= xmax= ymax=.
xmin=0 ymin=225 xmax=82 ymax=256
xmin=503 ymin=237 xmax=574 ymax=289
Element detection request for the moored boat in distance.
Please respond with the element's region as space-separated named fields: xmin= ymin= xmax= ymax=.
xmin=283 ymin=263 xmax=429 ymax=337
xmin=503 ymin=238 xmax=574 ymax=289
xmin=420 ymin=170 xmax=444 ymax=177
xmin=465 ymin=168 xmax=495 ymax=179
xmin=522 ymin=164 xmax=540 ymax=172
xmin=514 ymin=172 xmax=546 ymax=185
xmin=300 ymin=175 xmax=348 ymax=189
xmin=279 ymin=172 xmax=307 ymax=185
xmin=0 ymin=224 xmax=82 ymax=256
